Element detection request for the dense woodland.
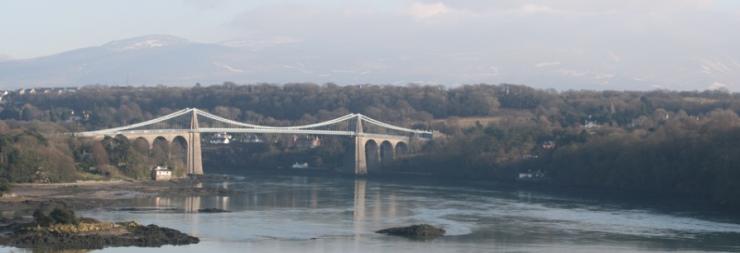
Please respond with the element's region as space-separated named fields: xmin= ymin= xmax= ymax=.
xmin=1 ymin=83 xmax=740 ymax=208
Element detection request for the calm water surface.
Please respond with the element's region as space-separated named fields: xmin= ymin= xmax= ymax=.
xmin=5 ymin=174 xmax=740 ymax=252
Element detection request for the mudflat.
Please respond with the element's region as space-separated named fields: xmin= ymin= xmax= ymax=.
xmin=0 ymin=178 xmax=222 ymax=217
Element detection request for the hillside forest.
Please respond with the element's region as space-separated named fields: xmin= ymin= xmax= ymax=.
xmin=1 ymin=83 xmax=740 ymax=208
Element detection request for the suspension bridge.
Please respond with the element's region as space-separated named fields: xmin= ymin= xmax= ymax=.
xmin=75 ymin=108 xmax=433 ymax=175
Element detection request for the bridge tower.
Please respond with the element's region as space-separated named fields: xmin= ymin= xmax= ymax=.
xmin=354 ymin=115 xmax=368 ymax=175
xmin=187 ymin=109 xmax=204 ymax=175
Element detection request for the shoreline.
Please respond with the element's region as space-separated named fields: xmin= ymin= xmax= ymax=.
xmin=0 ymin=179 xmax=206 ymax=217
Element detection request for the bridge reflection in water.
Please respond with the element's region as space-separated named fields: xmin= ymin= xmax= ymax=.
xmin=142 ymin=178 xmax=402 ymax=237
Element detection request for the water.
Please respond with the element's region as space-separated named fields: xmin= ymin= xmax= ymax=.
xmin=5 ymin=174 xmax=740 ymax=252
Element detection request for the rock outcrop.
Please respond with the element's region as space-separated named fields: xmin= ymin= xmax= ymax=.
xmin=0 ymin=203 xmax=199 ymax=250
xmin=376 ymin=224 xmax=446 ymax=240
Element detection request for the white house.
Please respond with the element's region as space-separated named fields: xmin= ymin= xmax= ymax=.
xmin=151 ymin=166 xmax=173 ymax=181
xmin=209 ymin=132 xmax=232 ymax=144
xmin=291 ymin=162 xmax=309 ymax=169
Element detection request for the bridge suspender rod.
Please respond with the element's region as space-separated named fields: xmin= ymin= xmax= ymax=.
xmin=192 ymin=109 xmax=266 ymax=128
xmin=359 ymin=114 xmax=432 ymax=134
xmin=195 ymin=109 xmax=357 ymax=130
xmin=79 ymin=108 xmax=193 ymax=135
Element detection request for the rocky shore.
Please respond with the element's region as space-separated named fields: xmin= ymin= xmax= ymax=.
xmin=0 ymin=202 xmax=199 ymax=250
xmin=0 ymin=175 xmax=243 ymax=250
xmin=1 ymin=220 xmax=199 ymax=249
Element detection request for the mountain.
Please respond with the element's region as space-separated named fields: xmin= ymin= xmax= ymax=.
xmin=0 ymin=35 xmax=251 ymax=88
xmin=0 ymin=34 xmax=351 ymax=88
xmin=0 ymin=34 xmax=737 ymax=90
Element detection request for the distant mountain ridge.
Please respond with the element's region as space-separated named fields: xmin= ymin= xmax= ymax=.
xmin=0 ymin=35 xmax=246 ymax=88
xmin=0 ymin=34 xmax=737 ymax=90
xmin=102 ymin=34 xmax=190 ymax=52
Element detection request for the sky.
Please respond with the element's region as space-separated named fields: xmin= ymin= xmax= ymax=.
xmin=1 ymin=0 xmax=740 ymax=90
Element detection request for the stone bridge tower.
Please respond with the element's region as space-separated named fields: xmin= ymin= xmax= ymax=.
xmin=354 ymin=116 xmax=368 ymax=175
xmin=187 ymin=109 xmax=203 ymax=175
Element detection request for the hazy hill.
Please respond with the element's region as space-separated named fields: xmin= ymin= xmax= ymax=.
xmin=1 ymin=34 xmax=738 ymax=90
xmin=0 ymin=35 xmax=246 ymax=88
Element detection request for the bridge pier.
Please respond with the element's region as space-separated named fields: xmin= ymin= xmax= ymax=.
xmin=187 ymin=109 xmax=203 ymax=175
xmin=354 ymin=117 xmax=368 ymax=175
xmin=187 ymin=132 xmax=203 ymax=175
xmin=354 ymin=136 xmax=369 ymax=175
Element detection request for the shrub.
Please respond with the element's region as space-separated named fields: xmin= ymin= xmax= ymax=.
xmin=0 ymin=178 xmax=10 ymax=193
xmin=49 ymin=207 xmax=78 ymax=225
xmin=32 ymin=208 xmax=54 ymax=226
xmin=32 ymin=202 xmax=79 ymax=226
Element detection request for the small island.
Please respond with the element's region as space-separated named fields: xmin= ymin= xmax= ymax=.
xmin=0 ymin=202 xmax=199 ymax=250
xmin=376 ymin=224 xmax=446 ymax=240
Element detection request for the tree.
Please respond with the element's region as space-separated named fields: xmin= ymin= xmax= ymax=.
xmin=91 ymin=141 xmax=109 ymax=168
xmin=0 ymin=178 xmax=10 ymax=194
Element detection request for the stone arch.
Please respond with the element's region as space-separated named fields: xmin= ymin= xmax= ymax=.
xmin=153 ymin=136 xmax=169 ymax=146
xmin=112 ymin=134 xmax=131 ymax=156
xmin=151 ymin=136 xmax=170 ymax=166
xmin=172 ymin=135 xmax=187 ymax=146
xmin=395 ymin=142 xmax=408 ymax=157
xmin=133 ymin=137 xmax=150 ymax=152
xmin=113 ymin=134 xmax=130 ymax=144
xmin=170 ymin=136 xmax=188 ymax=175
xmin=365 ymin=139 xmax=379 ymax=170
xmin=103 ymin=133 xmax=124 ymax=147
xmin=380 ymin=140 xmax=394 ymax=166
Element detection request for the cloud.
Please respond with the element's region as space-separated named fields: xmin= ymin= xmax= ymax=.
xmin=708 ymin=81 xmax=728 ymax=90
xmin=212 ymin=62 xmax=244 ymax=73
xmin=701 ymin=59 xmax=732 ymax=74
xmin=557 ymin=69 xmax=588 ymax=77
xmin=594 ymin=73 xmax=615 ymax=80
xmin=220 ymin=36 xmax=302 ymax=51
xmin=408 ymin=2 xmax=450 ymax=18
xmin=651 ymin=84 xmax=666 ymax=89
xmin=181 ymin=0 xmax=233 ymax=10
xmin=535 ymin=61 xmax=561 ymax=68
xmin=424 ymin=0 xmax=719 ymax=14
xmin=519 ymin=4 xmax=559 ymax=15
xmin=0 ymin=54 xmax=12 ymax=62
xmin=489 ymin=65 xmax=499 ymax=76
xmin=608 ymin=51 xmax=621 ymax=63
